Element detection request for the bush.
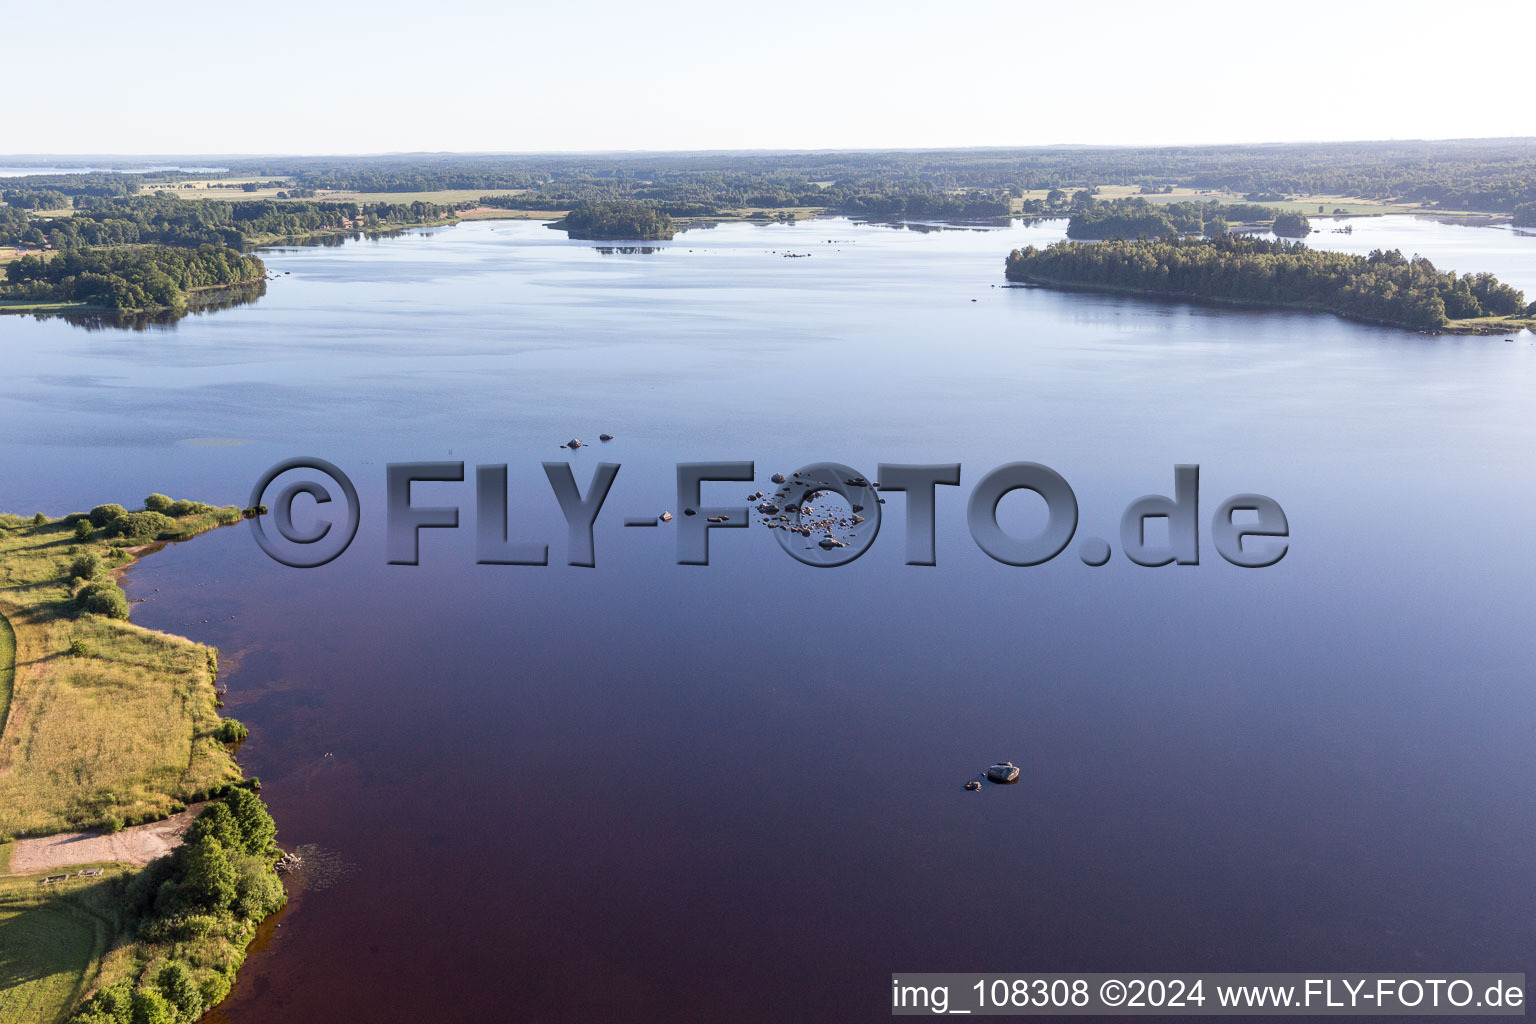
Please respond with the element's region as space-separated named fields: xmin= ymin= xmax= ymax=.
xmin=68 ymin=637 xmax=89 ymax=657
xmin=88 ymin=503 xmax=127 ymax=527
xmin=74 ymin=520 xmax=95 ymax=540
xmin=105 ymin=510 xmax=176 ymax=541
xmin=68 ymin=552 xmax=104 ymax=580
xmin=144 ymin=493 xmax=173 ymax=512
xmin=131 ymin=989 xmax=176 ymax=1024
xmin=233 ymin=857 xmax=287 ymax=920
xmin=180 ymin=836 xmax=238 ymax=912
xmin=166 ymin=499 xmax=213 ymax=517
xmin=224 ymin=787 xmax=278 ymax=855
xmin=216 ymin=719 xmax=249 ymax=744
xmin=77 ymin=580 xmax=129 ymax=619
xmin=32 ymin=512 xmax=47 ymax=526
xmin=101 ymin=814 xmax=124 ymax=834
xmin=156 ymin=962 xmax=205 ymax=1022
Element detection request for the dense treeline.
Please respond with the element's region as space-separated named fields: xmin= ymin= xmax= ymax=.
xmin=0 ymin=195 xmax=453 ymax=250
xmin=67 ymin=790 xmax=287 ymax=1024
xmin=1005 ymin=235 xmax=1534 ymax=331
xmin=2 ymin=246 xmax=266 ymax=313
xmin=1066 ymin=198 xmax=1281 ymax=238
xmin=223 ymin=139 xmax=1536 ymax=213
xmin=1 ymin=188 xmax=70 ymax=209
xmin=558 ymin=200 xmax=675 ymax=240
xmin=1516 ymin=202 xmax=1536 ymax=227
xmin=0 ymin=171 xmax=144 ymax=201
xmin=836 ymin=190 xmax=1011 ymax=220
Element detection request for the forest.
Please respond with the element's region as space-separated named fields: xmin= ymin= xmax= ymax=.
xmin=557 ymin=200 xmax=676 ymax=240
xmin=0 ymin=195 xmax=453 ymax=250
xmin=197 ymin=139 xmax=1536 ymax=214
xmin=1065 ymin=198 xmax=1284 ymax=238
xmin=1 ymin=245 xmax=266 ymax=313
xmin=1005 ymin=235 xmax=1535 ymax=331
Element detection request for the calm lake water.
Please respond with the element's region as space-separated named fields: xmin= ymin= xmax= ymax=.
xmin=2 ymin=216 xmax=1534 ymax=1022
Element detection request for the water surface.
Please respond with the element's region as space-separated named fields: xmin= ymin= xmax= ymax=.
xmin=1 ymin=215 xmax=1532 ymax=1022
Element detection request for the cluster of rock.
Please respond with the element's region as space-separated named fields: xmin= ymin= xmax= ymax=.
xmin=965 ymin=762 xmax=1021 ymax=790
xmin=275 ymin=849 xmax=305 ymax=874
xmin=755 ymin=470 xmax=875 ymax=549
xmin=560 ymin=434 xmax=615 ymax=449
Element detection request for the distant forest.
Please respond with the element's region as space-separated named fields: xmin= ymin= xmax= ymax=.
xmin=1066 ymin=198 xmax=1283 ymax=238
xmin=0 ymin=196 xmax=452 ymax=250
xmin=1005 ymin=235 xmax=1535 ymax=331
xmin=203 ymin=139 xmax=1536 ymax=214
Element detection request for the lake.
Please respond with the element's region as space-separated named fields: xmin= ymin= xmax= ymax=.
xmin=2 ymin=215 xmax=1533 ymax=1022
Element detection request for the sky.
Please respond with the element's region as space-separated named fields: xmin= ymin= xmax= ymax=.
xmin=8 ymin=0 xmax=1535 ymax=155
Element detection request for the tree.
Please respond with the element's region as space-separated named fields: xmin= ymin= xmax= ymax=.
xmin=77 ymin=581 xmax=129 ymax=619
xmin=155 ymin=962 xmax=205 ymax=1022
xmin=87 ymin=503 xmax=125 ymax=528
xmin=224 ymin=787 xmax=278 ymax=855
xmin=181 ymin=836 xmax=238 ymax=912
xmin=130 ymin=990 xmax=176 ymax=1024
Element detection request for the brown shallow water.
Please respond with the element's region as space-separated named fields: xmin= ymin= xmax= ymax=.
xmin=3 ymin=216 xmax=1534 ymax=1021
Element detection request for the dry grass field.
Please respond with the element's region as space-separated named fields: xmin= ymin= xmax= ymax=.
xmin=0 ymin=510 xmax=242 ymax=841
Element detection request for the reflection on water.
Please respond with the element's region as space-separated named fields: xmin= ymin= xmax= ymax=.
xmin=593 ymin=245 xmax=664 ymax=255
xmin=2 ymin=215 xmax=1535 ymax=1023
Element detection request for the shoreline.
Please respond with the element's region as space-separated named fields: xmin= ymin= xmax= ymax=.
xmin=0 ymin=505 xmax=285 ymax=1023
xmin=1005 ymin=273 xmax=1536 ymax=335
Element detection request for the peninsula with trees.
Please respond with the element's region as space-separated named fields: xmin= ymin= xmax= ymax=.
xmin=1005 ymin=235 xmax=1536 ymax=333
xmin=0 ymin=499 xmax=287 ymax=1024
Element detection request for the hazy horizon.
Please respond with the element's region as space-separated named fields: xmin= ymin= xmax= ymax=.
xmin=3 ymin=136 xmax=1534 ymax=162
xmin=10 ymin=0 xmax=1532 ymax=155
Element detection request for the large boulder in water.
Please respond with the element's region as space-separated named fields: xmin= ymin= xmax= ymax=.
xmin=986 ymin=762 xmax=1020 ymax=784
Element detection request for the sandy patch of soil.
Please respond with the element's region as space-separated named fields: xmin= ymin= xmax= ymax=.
xmin=8 ymin=803 xmax=204 ymax=873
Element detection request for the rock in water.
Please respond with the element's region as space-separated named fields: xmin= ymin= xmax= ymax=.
xmin=986 ymin=762 xmax=1020 ymax=784
xmin=771 ymin=473 xmax=786 ymax=484
xmin=600 ymin=433 xmax=614 ymax=441
xmin=567 ymin=438 xmax=583 ymax=449
xmin=659 ymin=511 xmax=672 ymax=522
xmin=964 ymin=781 xmax=982 ymax=792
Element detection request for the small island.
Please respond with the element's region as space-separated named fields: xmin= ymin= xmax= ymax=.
xmin=0 ymin=497 xmax=286 ymax=1024
xmin=554 ymin=199 xmax=676 ymax=240
xmin=1005 ymin=235 xmax=1536 ymax=333
xmin=1272 ymin=211 xmax=1312 ymax=237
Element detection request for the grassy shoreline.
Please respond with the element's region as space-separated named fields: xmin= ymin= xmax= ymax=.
xmin=0 ymin=500 xmax=287 ymax=1024
xmin=0 ymin=504 xmax=248 ymax=838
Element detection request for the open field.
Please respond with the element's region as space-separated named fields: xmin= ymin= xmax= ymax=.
xmin=0 ymin=509 xmax=243 ymax=840
xmin=456 ymin=205 xmax=562 ymax=221
xmin=0 ymin=868 xmax=125 ymax=1024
